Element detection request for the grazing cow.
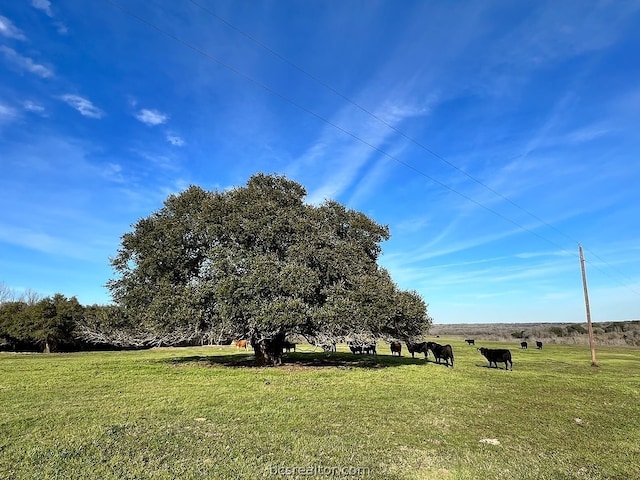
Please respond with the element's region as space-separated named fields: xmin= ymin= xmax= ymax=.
xmin=406 ymin=341 xmax=428 ymax=359
xmin=478 ymin=347 xmax=513 ymax=370
xmin=348 ymin=341 xmax=377 ymax=355
xmin=283 ymin=340 xmax=296 ymax=353
xmin=233 ymin=339 xmax=248 ymax=349
xmin=362 ymin=343 xmax=377 ymax=355
xmin=427 ymin=342 xmax=454 ymax=367
xmin=536 ymin=341 xmax=543 ymax=349
xmin=390 ymin=341 xmax=402 ymax=356
xmin=317 ymin=343 xmax=335 ymax=353
xmin=465 ymin=339 xmax=475 ymax=346
xmin=520 ymin=341 xmax=528 ymax=349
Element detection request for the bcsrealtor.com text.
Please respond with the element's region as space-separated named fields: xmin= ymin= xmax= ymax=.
xmin=267 ymin=465 xmax=372 ymax=476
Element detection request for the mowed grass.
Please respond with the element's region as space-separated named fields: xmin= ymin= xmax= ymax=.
xmin=1 ymin=339 xmax=639 ymax=479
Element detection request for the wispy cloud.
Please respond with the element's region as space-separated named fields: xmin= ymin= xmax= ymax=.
xmin=0 ymin=15 xmax=27 ymax=40
xmin=0 ymin=224 xmax=63 ymax=256
xmin=565 ymin=124 xmax=610 ymax=144
xmin=384 ymin=249 xmax=578 ymax=304
xmin=166 ymin=134 xmax=185 ymax=146
xmin=345 ymin=142 xmax=408 ymax=209
xmin=31 ymin=0 xmax=53 ymax=17
xmin=0 ymin=102 xmax=19 ymax=124
xmin=54 ymin=21 xmax=68 ymax=35
xmin=300 ymin=96 xmax=430 ymax=204
xmin=60 ymin=94 xmax=104 ymax=119
xmin=0 ymin=46 xmax=53 ymax=78
xmin=135 ymin=108 xmax=168 ymax=126
xmin=30 ymin=0 xmax=68 ymax=34
xmin=23 ymin=100 xmax=46 ymax=115
xmin=133 ymin=149 xmax=179 ymax=171
xmin=101 ymin=163 xmax=125 ymax=183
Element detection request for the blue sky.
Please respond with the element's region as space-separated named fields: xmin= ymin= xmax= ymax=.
xmin=1 ymin=0 xmax=639 ymax=324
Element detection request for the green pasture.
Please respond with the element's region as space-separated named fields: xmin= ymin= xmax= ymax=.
xmin=1 ymin=339 xmax=639 ymax=479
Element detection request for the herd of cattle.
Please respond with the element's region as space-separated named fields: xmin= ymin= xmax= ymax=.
xmin=232 ymin=337 xmax=546 ymax=370
xmin=384 ymin=339 xmax=544 ymax=370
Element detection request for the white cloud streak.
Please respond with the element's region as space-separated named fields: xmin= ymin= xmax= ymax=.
xmin=60 ymin=94 xmax=104 ymax=119
xmin=0 ymin=15 xmax=26 ymax=40
xmin=54 ymin=21 xmax=68 ymax=35
xmin=31 ymin=0 xmax=53 ymax=17
xmin=299 ymin=98 xmax=429 ymax=205
xmin=23 ymin=100 xmax=46 ymax=115
xmin=0 ymin=46 xmax=53 ymax=78
xmin=101 ymin=163 xmax=125 ymax=183
xmin=135 ymin=109 xmax=169 ymax=126
xmin=0 ymin=102 xmax=19 ymax=124
xmin=166 ymin=134 xmax=185 ymax=146
xmin=0 ymin=224 xmax=63 ymax=256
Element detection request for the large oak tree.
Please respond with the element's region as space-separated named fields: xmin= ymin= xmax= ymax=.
xmin=108 ymin=174 xmax=431 ymax=365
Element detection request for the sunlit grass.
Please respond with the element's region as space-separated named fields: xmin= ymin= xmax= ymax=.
xmin=1 ymin=339 xmax=639 ymax=479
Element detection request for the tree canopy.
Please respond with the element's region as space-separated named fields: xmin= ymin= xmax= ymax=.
xmin=0 ymin=293 xmax=83 ymax=352
xmin=107 ymin=173 xmax=431 ymax=365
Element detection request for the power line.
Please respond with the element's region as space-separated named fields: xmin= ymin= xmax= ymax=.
xmin=186 ymin=0 xmax=579 ymax=242
xmin=102 ymin=0 xmax=640 ymax=297
xmin=100 ymin=0 xmax=571 ymax=248
xmin=185 ymin=0 xmax=640 ymax=296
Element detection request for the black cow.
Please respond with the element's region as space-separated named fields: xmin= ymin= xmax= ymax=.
xmin=390 ymin=341 xmax=402 ymax=356
xmin=283 ymin=340 xmax=296 ymax=353
xmin=348 ymin=342 xmax=362 ymax=354
xmin=520 ymin=341 xmax=528 ymax=349
xmin=362 ymin=343 xmax=377 ymax=355
xmin=406 ymin=341 xmax=428 ymax=359
xmin=478 ymin=347 xmax=513 ymax=370
xmin=319 ymin=343 xmax=336 ymax=353
xmin=465 ymin=339 xmax=475 ymax=345
xmin=536 ymin=341 xmax=543 ymax=349
xmin=427 ymin=342 xmax=454 ymax=367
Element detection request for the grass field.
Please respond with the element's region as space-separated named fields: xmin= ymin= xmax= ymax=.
xmin=1 ymin=339 xmax=639 ymax=479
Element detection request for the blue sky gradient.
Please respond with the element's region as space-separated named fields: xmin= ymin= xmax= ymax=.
xmin=1 ymin=0 xmax=639 ymax=323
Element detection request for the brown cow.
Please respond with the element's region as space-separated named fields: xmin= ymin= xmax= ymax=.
xmin=390 ymin=341 xmax=402 ymax=356
xmin=233 ymin=339 xmax=248 ymax=349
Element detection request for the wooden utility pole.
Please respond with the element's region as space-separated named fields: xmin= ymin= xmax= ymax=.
xmin=579 ymin=244 xmax=598 ymax=367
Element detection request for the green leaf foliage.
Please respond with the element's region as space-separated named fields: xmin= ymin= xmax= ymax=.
xmin=107 ymin=173 xmax=431 ymax=363
xmin=0 ymin=294 xmax=84 ymax=352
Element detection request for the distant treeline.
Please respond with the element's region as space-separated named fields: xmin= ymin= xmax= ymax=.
xmin=430 ymin=321 xmax=640 ymax=346
xmin=0 ymin=292 xmax=218 ymax=353
xmin=1 ymin=293 xmax=116 ymax=352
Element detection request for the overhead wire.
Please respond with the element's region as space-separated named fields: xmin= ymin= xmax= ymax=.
xmin=101 ymin=0 xmax=640 ymax=297
xmin=185 ymin=0 xmax=640 ymax=294
xmin=100 ymin=0 xmax=572 ymax=249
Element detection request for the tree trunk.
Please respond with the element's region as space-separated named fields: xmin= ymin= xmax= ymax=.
xmin=44 ymin=335 xmax=60 ymax=353
xmin=252 ymin=333 xmax=285 ymax=366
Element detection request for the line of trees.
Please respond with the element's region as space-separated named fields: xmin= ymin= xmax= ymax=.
xmin=0 ymin=290 xmax=90 ymax=352
xmin=1 ymin=284 xmax=217 ymax=352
